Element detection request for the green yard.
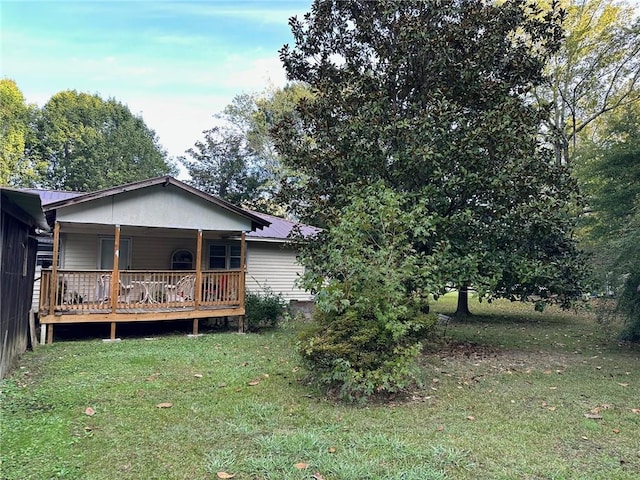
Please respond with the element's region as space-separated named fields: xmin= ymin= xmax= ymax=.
xmin=1 ymin=296 xmax=639 ymax=479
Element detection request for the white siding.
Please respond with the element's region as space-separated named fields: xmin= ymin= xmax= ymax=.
xmin=59 ymin=233 xmax=201 ymax=271
xmin=62 ymin=233 xmax=96 ymax=269
xmin=32 ymin=267 xmax=42 ymax=311
xmin=246 ymin=242 xmax=313 ymax=301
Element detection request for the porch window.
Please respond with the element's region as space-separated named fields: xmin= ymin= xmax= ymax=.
xmin=208 ymin=243 xmax=243 ymax=270
xmin=99 ymin=237 xmax=131 ymax=270
xmin=171 ymin=249 xmax=193 ymax=270
xmin=36 ymin=240 xmax=55 ymax=267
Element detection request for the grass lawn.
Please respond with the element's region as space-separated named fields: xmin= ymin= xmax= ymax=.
xmin=1 ymin=295 xmax=639 ymax=479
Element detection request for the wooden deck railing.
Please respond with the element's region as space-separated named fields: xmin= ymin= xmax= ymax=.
xmin=39 ymin=269 xmax=243 ymax=313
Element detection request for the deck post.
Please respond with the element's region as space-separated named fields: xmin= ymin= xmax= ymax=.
xmin=192 ymin=318 xmax=199 ymax=336
xmin=47 ymin=324 xmax=53 ymax=344
xmin=238 ymin=232 xmax=246 ymax=333
xmin=110 ymin=322 xmax=116 ymax=340
xmin=111 ymin=225 xmax=121 ymax=311
xmin=48 ymin=222 xmax=60 ymax=316
xmin=195 ymin=229 xmax=203 ymax=309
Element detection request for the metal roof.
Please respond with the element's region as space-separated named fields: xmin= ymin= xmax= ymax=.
xmin=246 ymin=211 xmax=320 ymax=240
xmin=23 ymin=188 xmax=83 ymax=205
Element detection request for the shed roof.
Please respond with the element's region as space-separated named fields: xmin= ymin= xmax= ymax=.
xmin=0 ymin=187 xmax=49 ymax=231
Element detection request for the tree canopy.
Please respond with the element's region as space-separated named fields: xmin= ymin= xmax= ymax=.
xmin=536 ymin=0 xmax=640 ymax=165
xmin=273 ymin=0 xmax=589 ymax=398
xmin=575 ymin=101 xmax=640 ymax=337
xmin=181 ymin=126 xmax=264 ymax=207
xmin=182 ymin=84 xmax=311 ymax=213
xmin=0 ymin=79 xmax=38 ymax=186
xmin=31 ymin=90 xmax=175 ymax=191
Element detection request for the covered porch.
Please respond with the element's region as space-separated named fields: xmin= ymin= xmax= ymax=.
xmin=38 ymin=225 xmax=249 ymax=343
xmin=38 ymin=176 xmax=270 ymax=343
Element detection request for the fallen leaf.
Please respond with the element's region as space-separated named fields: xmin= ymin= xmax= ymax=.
xmin=248 ymin=379 xmax=261 ymax=386
xmin=548 ymin=406 xmax=556 ymax=412
xmin=194 ymin=373 xmax=203 ymax=378
xmin=327 ymin=446 xmax=337 ymax=454
xmin=216 ymin=473 xmax=235 ymax=479
xmin=156 ymin=402 xmax=173 ymax=408
xmin=584 ymin=413 xmax=602 ymax=419
xmin=613 ymin=428 xmax=620 ymax=434
xmin=312 ymin=473 xmax=326 ymax=480
xmin=436 ymin=425 xmax=444 ymax=431
xmin=631 ymin=408 xmax=640 ymax=414
xmin=84 ymin=407 xmax=95 ymax=416
xmin=294 ymin=462 xmax=309 ymax=469
xmin=617 ymin=382 xmax=629 ymax=387
xmin=467 ymin=415 xmax=475 ymax=421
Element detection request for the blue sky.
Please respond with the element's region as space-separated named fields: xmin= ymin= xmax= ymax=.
xmin=1 ymin=0 xmax=312 ymax=165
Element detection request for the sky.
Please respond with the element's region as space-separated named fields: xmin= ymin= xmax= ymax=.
xmin=1 ymin=0 xmax=313 ymax=173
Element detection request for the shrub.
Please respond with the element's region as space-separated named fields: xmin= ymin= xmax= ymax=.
xmin=298 ymin=308 xmax=436 ymax=402
xmin=244 ymin=289 xmax=287 ymax=332
xmin=295 ymin=184 xmax=439 ymax=402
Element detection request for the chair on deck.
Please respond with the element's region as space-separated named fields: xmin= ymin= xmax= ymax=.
xmin=165 ymin=275 xmax=195 ymax=302
xmin=98 ymin=274 xmax=133 ymax=304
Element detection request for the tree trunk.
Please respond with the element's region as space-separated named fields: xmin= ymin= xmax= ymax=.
xmin=455 ymin=286 xmax=472 ymax=317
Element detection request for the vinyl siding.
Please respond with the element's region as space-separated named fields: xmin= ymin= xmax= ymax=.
xmin=246 ymin=242 xmax=313 ymax=301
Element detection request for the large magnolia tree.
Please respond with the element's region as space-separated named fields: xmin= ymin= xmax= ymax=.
xmin=272 ymin=0 xmax=589 ymax=398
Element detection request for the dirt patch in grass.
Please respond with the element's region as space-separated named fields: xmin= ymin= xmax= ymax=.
xmin=433 ymin=340 xmax=574 ymax=372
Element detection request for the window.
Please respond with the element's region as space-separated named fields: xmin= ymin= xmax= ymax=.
xmin=208 ymin=243 xmax=243 ymax=270
xmin=171 ymin=249 xmax=193 ymax=270
xmin=99 ymin=237 xmax=131 ymax=270
xmin=36 ymin=241 xmax=54 ymax=268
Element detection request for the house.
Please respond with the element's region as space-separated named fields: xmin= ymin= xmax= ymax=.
xmin=1 ymin=188 xmax=48 ymax=377
xmin=28 ymin=177 xmax=316 ymax=343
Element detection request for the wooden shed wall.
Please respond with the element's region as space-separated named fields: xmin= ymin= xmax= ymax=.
xmin=1 ymin=210 xmax=37 ymax=378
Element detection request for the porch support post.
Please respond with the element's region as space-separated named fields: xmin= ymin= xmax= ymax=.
xmin=192 ymin=319 xmax=199 ymax=336
xmin=238 ymin=232 xmax=246 ymax=333
xmin=111 ymin=225 xmax=121 ymax=311
xmin=48 ymin=222 xmax=60 ymax=316
xmin=47 ymin=324 xmax=53 ymax=345
xmin=195 ymin=230 xmax=203 ymax=309
xmin=110 ymin=322 xmax=116 ymax=340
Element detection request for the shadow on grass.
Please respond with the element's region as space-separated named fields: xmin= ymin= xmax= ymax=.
xmin=42 ymin=317 xmax=239 ymax=342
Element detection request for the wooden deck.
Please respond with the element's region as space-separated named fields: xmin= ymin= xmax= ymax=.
xmin=38 ymin=269 xmax=246 ymax=343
